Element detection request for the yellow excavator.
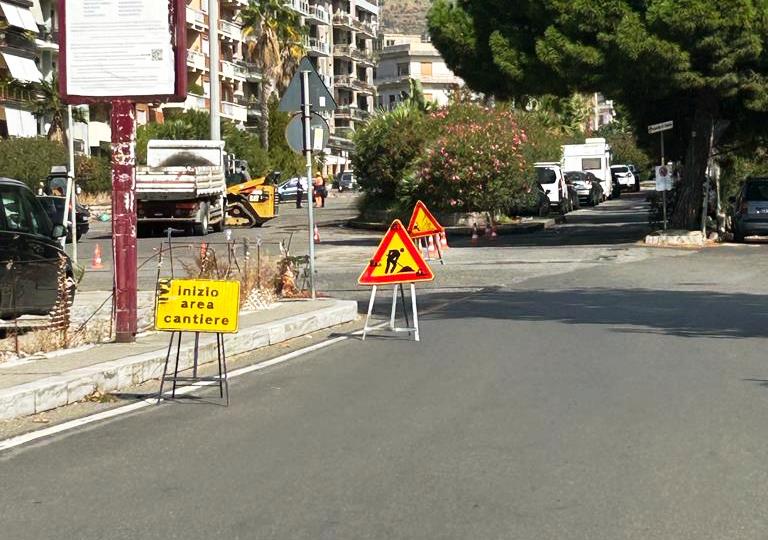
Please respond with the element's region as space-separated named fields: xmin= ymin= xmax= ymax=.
xmin=224 ymin=164 xmax=280 ymax=228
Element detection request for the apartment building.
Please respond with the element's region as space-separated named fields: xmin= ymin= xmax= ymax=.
xmin=375 ymin=34 xmax=463 ymax=110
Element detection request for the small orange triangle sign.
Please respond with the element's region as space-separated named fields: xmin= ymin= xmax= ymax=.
xmin=407 ymin=200 xmax=444 ymax=238
xmin=358 ymin=220 xmax=435 ymax=285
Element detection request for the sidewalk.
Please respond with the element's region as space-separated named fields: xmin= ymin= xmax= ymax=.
xmin=0 ymin=299 xmax=358 ymax=421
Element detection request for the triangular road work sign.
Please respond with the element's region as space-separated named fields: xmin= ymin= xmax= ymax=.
xmin=278 ymin=57 xmax=337 ymax=113
xmin=358 ymin=220 xmax=434 ymax=285
xmin=407 ymin=200 xmax=444 ymax=238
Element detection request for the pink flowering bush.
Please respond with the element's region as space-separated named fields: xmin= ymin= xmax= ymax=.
xmin=415 ymin=104 xmax=538 ymax=214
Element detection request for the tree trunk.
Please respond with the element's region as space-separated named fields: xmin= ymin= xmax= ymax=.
xmin=671 ymin=94 xmax=718 ymax=229
xmin=259 ymin=81 xmax=273 ymax=151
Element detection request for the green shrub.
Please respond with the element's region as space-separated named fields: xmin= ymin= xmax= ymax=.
xmin=0 ymin=137 xmax=68 ymax=190
xmin=75 ymin=154 xmax=111 ymax=193
xmin=352 ymin=105 xmax=429 ymax=203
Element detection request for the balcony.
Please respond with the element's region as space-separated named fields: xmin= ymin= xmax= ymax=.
xmin=219 ymin=20 xmax=243 ymax=41
xmin=187 ymin=49 xmax=207 ymax=72
xmin=332 ymin=12 xmax=375 ymax=37
xmin=333 ymin=75 xmax=356 ymax=90
xmin=305 ymin=37 xmax=330 ymax=57
xmin=306 ymin=5 xmax=330 ymax=25
xmin=333 ymin=44 xmax=374 ymax=66
xmin=186 ymin=7 xmax=208 ymax=30
xmin=221 ymin=0 xmax=249 ymax=6
xmin=284 ymin=0 xmax=310 ymax=17
xmin=242 ymin=62 xmax=263 ymax=82
xmin=335 ymin=105 xmax=371 ymax=122
xmin=221 ymin=99 xmax=247 ymax=122
xmin=331 ymin=126 xmax=355 ymax=141
xmin=246 ymin=97 xmax=262 ymax=118
xmin=220 ymin=59 xmax=247 ymax=80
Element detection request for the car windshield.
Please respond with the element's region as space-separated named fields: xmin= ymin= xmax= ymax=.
xmin=612 ymin=166 xmax=629 ymax=173
xmin=565 ymin=172 xmax=585 ymax=182
xmin=536 ymin=168 xmax=557 ymax=184
xmin=745 ymin=180 xmax=768 ymax=201
xmin=0 ymin=185 xmax=52 ymax=237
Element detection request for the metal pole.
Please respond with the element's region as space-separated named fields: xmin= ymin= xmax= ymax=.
xmin=661 ymin=131 xmax=667 ymax=231
xmin=208 ymin=0 xmax=221 ymax=141
xmin=301 ymin=70 xmax=316 ymax=299
xmin=67 ymin=105 xmax=77 ymax=266
xmin=660 ymin=131 xmax=665 ymax=167
xmin=111 ymin=100 xmax=138 ymax=343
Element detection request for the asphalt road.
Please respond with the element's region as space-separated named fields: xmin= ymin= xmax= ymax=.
xmin=4 ymin=192 xmax=768 ymax=538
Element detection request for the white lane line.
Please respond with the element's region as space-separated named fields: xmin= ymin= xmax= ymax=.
xmin=0 ymin=289 xmax=482 ymax=453
xmin=0 ymin=327 xmax=380 ymax=453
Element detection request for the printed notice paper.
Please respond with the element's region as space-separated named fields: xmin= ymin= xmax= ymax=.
xmin=65 ymin=0 xmax=175 ymax=97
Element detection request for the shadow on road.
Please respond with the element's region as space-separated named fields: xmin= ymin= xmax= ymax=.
xmin=418 ymin=286 xmax=768 ymax=340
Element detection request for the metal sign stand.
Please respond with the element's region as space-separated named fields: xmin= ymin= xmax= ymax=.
xmin=362 ymin=284 xmax=421 ymax=342
xmin=156 ymin=331 xmax=229 ymax=405
xmin=416 ymin=236 xmax=444 ymax=265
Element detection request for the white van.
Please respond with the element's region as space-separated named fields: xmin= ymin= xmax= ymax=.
xmin=562 ymin=138 xmax=612 ymax=200
xmin=535 ymin=162 xmax=571 ymax=213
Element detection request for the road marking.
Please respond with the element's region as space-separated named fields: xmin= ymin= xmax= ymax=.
xmin=0 ymin=325 xmax=383 ymax=453
xmin=0 ymin=289 xmax=482 ymax=453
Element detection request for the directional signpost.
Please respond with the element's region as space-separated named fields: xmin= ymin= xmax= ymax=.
xmin=648 ymin=121 xmax=674 ymax=231
xmin=279 ymin=57 xmax=336 ymax=299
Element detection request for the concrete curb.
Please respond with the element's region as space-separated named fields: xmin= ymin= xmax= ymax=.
xmin=347 ymin=218 xmax=556 ymax=236
xmin=0 ymin=300 xmax=358 ymax=421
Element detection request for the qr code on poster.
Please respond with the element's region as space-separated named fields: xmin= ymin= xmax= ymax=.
xmin=151 ymin=49 xmax=163 ymax=61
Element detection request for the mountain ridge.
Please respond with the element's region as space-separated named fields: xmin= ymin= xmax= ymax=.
xmin=379 ymin=0 xmax=431 ymax=36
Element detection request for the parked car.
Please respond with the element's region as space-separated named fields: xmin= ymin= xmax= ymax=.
xmin=535 ymin=162 xmax=572 ymax=214
xmin=730 ymin=177 xmax=768 ymax=242
xmin=0 ymin=178 xmax=73 ymax=319
xmin=628 ymin=164 xmax=641 ymax=190
xmin=276 ymin=177 xmax=309 ymax=202
xmin=37 ymin=195 xmax=90 ymax=240
xmin=565 ymin=171 xmax=603 ymax=206
xmin=611 ymin=165 xmax=638 ymax=193
xmin=509 ymin=183 xmax=550 ymax=217
xmin=336 ymin=171 xmax=358 ymax=192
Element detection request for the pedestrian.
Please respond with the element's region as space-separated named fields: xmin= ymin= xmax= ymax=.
xmin=313 ymin=171 xmax=327 ymax=208
xmin=296 ymin=179 xmax=304 ymax=209
xmin=239 ymin=165 xmax=251 ymax=182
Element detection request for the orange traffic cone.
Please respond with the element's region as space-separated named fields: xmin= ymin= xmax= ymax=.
xmin=491 ymin=226 xmax=498 ymax=240
xmin=427 ymin=235 xmax=437 ymax=259
xmin=313 ymin=224 xmax=320 ymax=243
xmin=91 ymin=243 xmax=104 ymax=269
xmin=471 ymin=224 xmax=479 ymax=246
xmin=440 ymin=231 xmax=449 ymax=250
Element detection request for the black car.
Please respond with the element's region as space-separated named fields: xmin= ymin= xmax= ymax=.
xmin=37 ymin=196 xmax=90 ymax=240
xmin=336 ymin=171 xmax=358 ymax=192
xmin=731 ymin=177 xmax=768 ymax=242
xmin=0 ymin=178 xmax=72 ymax=319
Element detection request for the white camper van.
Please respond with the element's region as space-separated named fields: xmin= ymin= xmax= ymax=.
xmin=562 ymin=138 xmax=612 ymax=200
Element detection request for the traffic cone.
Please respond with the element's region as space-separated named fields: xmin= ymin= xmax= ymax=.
xmin=199 ymin=242 xmax=207 ymax=260
xmin=427 ymin=235 xmax=437 ymax=259
xmin=440 ymin=231 xmax=449 ymax=250
xmin=313 ymin=224 xmax=320 ymax=243
xmin=471 ymin=224 xmax=479 ymax=246
xmin=91 ymin=243 xmax=104 ymax=269
xmin=484 ymin=223 xmax=492 ymax=238
xmin=490 ymin=226 xmax=498 ymax=240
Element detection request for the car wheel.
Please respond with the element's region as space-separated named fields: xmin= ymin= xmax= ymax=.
xmin=733 ymin=227 xmax=745 ymax=243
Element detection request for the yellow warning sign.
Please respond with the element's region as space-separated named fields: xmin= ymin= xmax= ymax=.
xmin=358 ymin=220 xmax=434 ymax=285
xmin=155 ymin=279 xmax=240 ymax=333
xmin=407 ymin=200 xmax=444 ymax=238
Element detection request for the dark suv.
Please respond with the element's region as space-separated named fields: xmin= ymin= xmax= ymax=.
xmin=0 ymin=178 xmax=72 ymax=318
xmin=731 ymin=177 xmax=768 ymax=242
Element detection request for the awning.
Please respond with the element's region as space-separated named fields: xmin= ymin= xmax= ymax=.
xmin=1 ymin=52 xmax=42 ymax=82
xmin=5 ymin=106 xmax=38 ymax=137
xmin=0 ymin=2 xmax=39 ymax=32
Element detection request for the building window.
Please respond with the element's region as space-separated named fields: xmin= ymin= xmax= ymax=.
xmin=421 ymin=62 xmax=432 ymax=76
xmin=396 ymin=63 xmax=409 ymax=76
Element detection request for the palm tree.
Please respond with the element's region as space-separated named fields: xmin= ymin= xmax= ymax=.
xmin=27 ymin=73 xmax=86 ymax=145
xmin=240 ymin=0 xmax=306 ymax=150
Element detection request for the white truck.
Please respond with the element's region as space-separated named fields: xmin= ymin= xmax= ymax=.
xmin=136 ymin=140 xmax=228 ymax=236
xmin=562 ymin=138 xmax=613 ymax=200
